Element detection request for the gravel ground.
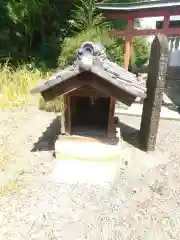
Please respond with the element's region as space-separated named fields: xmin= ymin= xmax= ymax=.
xmin=1 ymin=98 xmax=180 ymax=239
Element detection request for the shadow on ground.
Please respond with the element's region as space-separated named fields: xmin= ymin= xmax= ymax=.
xmin=117 ymin=121 xmax=142 ymax=150
xmin=31 ymin=116 xmax=61 ymax=152
xmin=31 ymin=116 xmax=144 ymax=153
xmin=71 ymin=127 xmax=119 ymax=146
xmin=162 ymin=101 xmax=179 ymax=112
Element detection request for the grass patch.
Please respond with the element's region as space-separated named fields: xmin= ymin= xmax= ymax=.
xmin=0 ymin=63 xmax=51 ymax=109
xmin=0 ymin=178 xmax=22 ymax=196
xmin=0 ymin=62 xmax=64 ymax=112
xmin=39 ymin=95 xmax=64 ymax=112
xmin=0 ymin=151 xmax=10 ymax=167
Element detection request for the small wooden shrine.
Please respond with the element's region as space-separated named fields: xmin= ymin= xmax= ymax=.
xmin=31 ymin=42 xmax=146 ymax=139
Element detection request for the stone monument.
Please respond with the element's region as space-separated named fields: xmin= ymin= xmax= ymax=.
xmin=139 ymin=34 xmax=169 ymax=152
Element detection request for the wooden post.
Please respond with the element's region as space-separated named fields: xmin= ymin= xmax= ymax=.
xmin=107 ymin=97 xmax=116 ymax=138
xmin=124 ymin=18 xmax=133 ymax=70
xmin=65 ymin=94 xmax=71 ymax=134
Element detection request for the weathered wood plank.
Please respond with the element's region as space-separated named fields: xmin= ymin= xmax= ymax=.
xmin=70 ymin=85 xmax=108 ymax=98
xmin=64 ymin=95 xmax=71 ymax=135
xmin=107 ymin=97 xmax=116 ymax=138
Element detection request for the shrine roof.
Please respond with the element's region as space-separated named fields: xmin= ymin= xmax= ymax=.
xmin=30 ymin=42 xmax=146 ymax=105
xmin=96 ymin=0 xmax=180 ymax=12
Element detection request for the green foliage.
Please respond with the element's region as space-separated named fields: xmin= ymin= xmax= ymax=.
xmin=131 ymin=36 xmax=150 ymax=69
xmin=71 ymin=0 xmax=109 ymax=32
xmin=58 ymin=27 xmax=149 ymax=70
xmin=58 ymin=27 xmax=126 ymax=68
xmin=59 ymin=27 xmax=114 ymax=67
xmin=107 ymin=38 xmax=124 ymax=66
xmin=0 ymin=0 xmax=75 ymax=65
xmin=60 ymin=0 xmax=149 ymax=69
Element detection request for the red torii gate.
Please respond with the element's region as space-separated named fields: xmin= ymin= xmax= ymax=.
xmin=96 ymin=1 xmax=180 ymax=70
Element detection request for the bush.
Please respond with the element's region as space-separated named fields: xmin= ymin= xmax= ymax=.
xmin=58 ymin=27 xmax=114 ymax=67
xmin=131 ymin=36 xmax=150 ymax=69
xmin=59 ymin=28 xmax=149 ymax=69
xmin=58 ymin=26 xmax=126 ymax=67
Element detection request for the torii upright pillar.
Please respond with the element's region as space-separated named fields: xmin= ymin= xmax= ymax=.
xmin=124 ymin=17 xmax=133 ymax=70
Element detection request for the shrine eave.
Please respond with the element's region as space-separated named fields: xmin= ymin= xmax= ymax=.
xmin=96 ymin=0 xmax=180 ymax=12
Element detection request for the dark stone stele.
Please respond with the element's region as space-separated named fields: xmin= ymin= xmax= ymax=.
xmin=139 ymin=34 xmax=169 ymax=152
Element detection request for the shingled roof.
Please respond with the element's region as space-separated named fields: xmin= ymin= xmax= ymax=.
xmin=31 ymin=42 xmax=146 ymax=106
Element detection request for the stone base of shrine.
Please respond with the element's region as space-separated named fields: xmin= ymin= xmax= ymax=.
xmin=53 ymin=127 xmax=121 ymax=185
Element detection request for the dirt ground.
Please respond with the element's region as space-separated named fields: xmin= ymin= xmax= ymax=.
xmin=1 ymin=97 xmax=180 ymax=239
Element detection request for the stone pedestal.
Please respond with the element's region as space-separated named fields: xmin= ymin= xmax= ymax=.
xmin=53 ymin=128 xmax=121 ymax=185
